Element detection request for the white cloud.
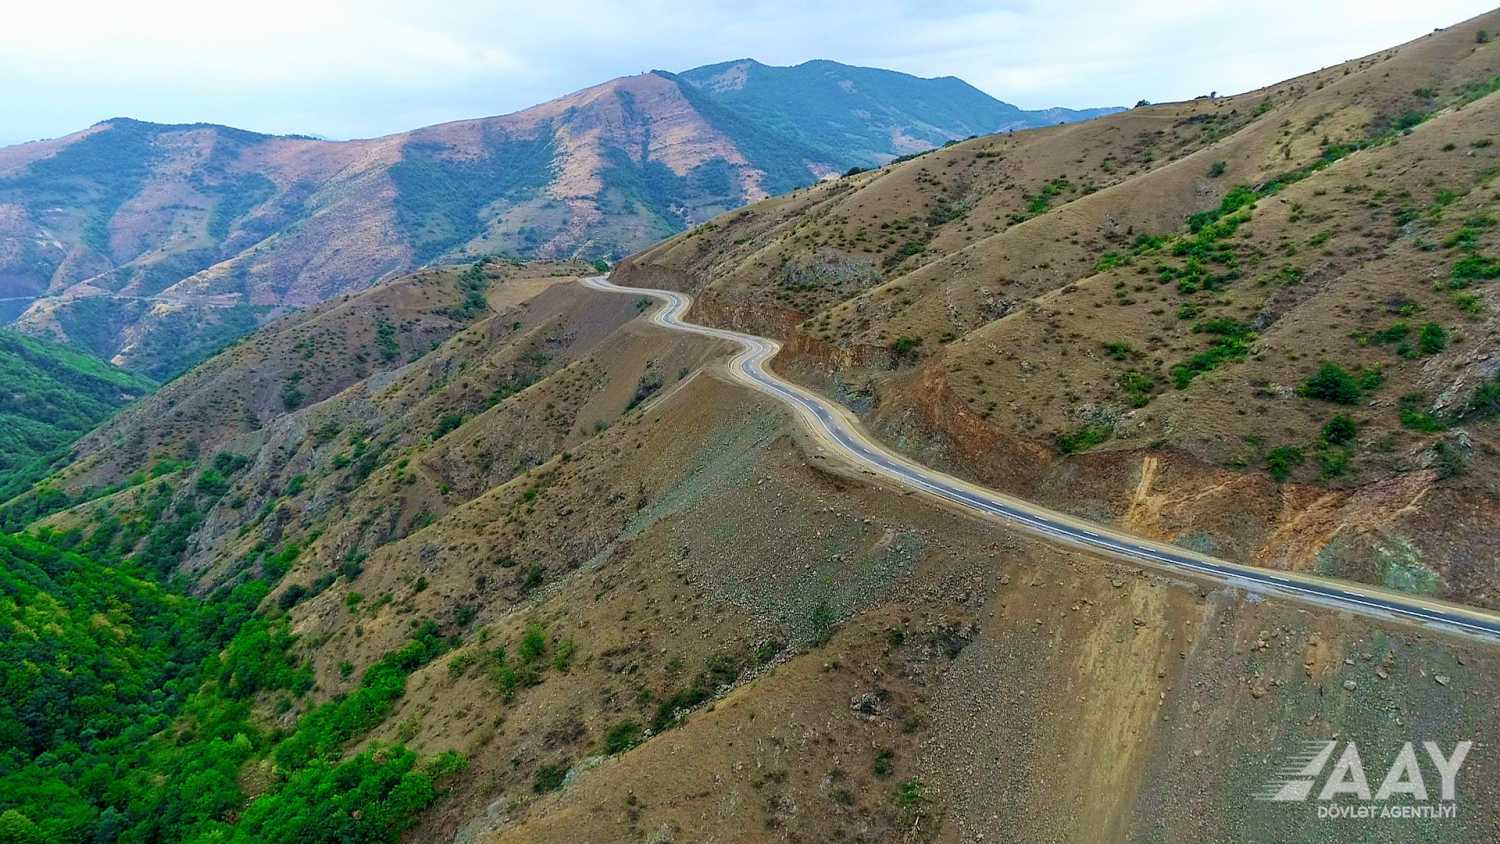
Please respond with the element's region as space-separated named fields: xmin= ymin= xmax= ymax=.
xmin=0 ymin=0 xmax=1493 ymax=144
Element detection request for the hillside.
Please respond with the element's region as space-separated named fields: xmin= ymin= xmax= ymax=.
xmin=0 ymin=62 xmax=1115 ymax=378
xmin=5 ymin=12 xmax=1500 ymax=844
xmin=618 ymin=10 xmax=1500 ymax=610
xmin=4 ymin=255 xmax=1498 ymax=842
xmin=0 ymin=329 xmax=153 ymax=503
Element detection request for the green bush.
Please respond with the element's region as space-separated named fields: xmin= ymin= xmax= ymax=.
xmin=889 ymin=336 xmax=923 ymax=360
xmin=1418 ymin=322 xmax=1447 ymax=355
xmin=533 ymin=763 xmax=568 ymax=794
xmin=1266 ymin=446 xmax=1304 ymax=481
xmin=1321 ymin=415 xmax=1357 ymax=446
xmin=1399 ymin=394 xmax=1448 ymax=432
xmin=603 ymin=720 xmax=644 ymax=754
xmin=1056 ymin=424 xmax=1112 ymax=454
xmin=1298 ymin=363 xmax=1363 ymax=404
xmin=1319 ymin=449 xmax=1350 ymax=478
xmin=1451 ymin=254 xmax=1500 ymax=287
xmin=433 ymin=412 xmax=465 ymax=439
xmin=1467 ymin=379 xmax=1500 ymax=420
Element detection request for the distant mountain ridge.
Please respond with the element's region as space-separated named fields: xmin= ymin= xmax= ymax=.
xmin=0 ymin=60 xmax=1119 ymax=375
xmin=675 ymin=59 xmax=1120 ymax=166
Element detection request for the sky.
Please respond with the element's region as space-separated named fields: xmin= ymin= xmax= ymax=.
xmin=1 ymin=0 xmax=1495 ymax=146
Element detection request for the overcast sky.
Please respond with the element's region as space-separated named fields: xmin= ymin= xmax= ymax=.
xmin=2 ymin=0 xmax=1493 ymax=146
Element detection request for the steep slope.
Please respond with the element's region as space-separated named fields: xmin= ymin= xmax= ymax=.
xmin=0 ymin=63 xmax=1116 ymax=377
xmin=616 ymin=10 xmax=1500 ymax=608
xmin=0 ymin=329 xmax=154 ymax=502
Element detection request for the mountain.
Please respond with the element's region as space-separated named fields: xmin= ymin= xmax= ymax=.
xmin=0 ymin=328 xmax=153 ymax=504
xmin=6 ymin=13 xmax=1500 ymax=843
xmin=677 ymin=58 xmax=1121 ymax=166
xmin=0 ymin=63 xmax=1119 ymax=378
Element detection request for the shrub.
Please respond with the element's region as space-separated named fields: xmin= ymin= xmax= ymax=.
xmin=1418 ymin=322 xmax=1447 ymax=355
xmin=1118 ymin=371 xmax=1157 ymax=407
xmin=1467 ymin=379 xmax=1500 ymax=419
xmin=603 ymin=720 xmax=643 ymax=754
xmin=1171 ymin=324 xmax=1251 ymax=388
xmin=519 ymin=622 xmax=547 ymax=663
xmin=809 ymin=601 xmax=838 ymax=646
xmin=1266 ymin=446 xmax=1304 ymax=481
xmin=196 ymin=469 xmax=230 ymax=498
xmin=1451 ymin=254 xmax=1500 ymax=287
xmin=433 ymin=412 xmax=465 ymax=439
xmin=892 ymin=778 xmax=930 ymax=823
xmin=1095 ymin=253 xmax=1124 ymax=273
xmin=1321 ymin=415 xmax=1357 ymax=446
xmin=1319 ymin=449 xmax=1350 ymax=478
xmin=873 ymin=748 xmax=895 ymax=779
xmin=1399 ymin=394 xmax=1448 ymax=432
xmin=533 ymin=762 xmax=568 ymax=793
xmin=1298 ymin=363 xmax=1363 ymax=404
xmin=1207 ymin=161 xmax=1228 ymax=178
xmin=1434 ymin=441 xmax=1468 ymax=479
xmin=281 ymin=372 xmax=306 ymax=410
xmin=652 ymin=684 xmax=712 ymax=732
xmin=889 ymin=336 xmax=923 ymax=360
xmin=1187 ymin=185 xmax=1256 ymax=233
xmin=1056 ymin=424 xmax=1112 ymax=454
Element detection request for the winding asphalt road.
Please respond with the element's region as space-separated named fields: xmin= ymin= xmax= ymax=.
xmin=582 ymin=275 xmax=1500 ymax=643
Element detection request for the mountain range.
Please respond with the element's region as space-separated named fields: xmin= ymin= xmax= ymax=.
xmin=9 ymin=11 xmax=1500 ymax=842
xmin=0 ymin=59 xmax=1118 ymax=378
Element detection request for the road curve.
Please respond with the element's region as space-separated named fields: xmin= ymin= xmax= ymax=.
xmin=582 ymin=275 xmax=1500 ymax=643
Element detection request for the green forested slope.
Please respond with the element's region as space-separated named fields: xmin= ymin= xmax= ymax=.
xmin=0 ymin=517 xmax=462 ymax=842
xmin=0 ymin=330 xmax=155 ymax=501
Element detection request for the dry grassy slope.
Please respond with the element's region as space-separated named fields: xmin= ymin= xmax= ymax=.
xmin=31 ymin=262 xmax=576 ymax=501
xmin=614 ymin=12 xmax=1500 ymax=607
xmin=253 ymin=359 xmax=1497 ymax=844
xmin=27 ymin=262 xmax=733 ymax=602
xmin=613 ymin=92 xmax=1265 ymax=340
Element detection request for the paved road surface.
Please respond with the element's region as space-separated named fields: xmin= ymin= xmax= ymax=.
xmin=582 ymin=276 xmax=1500 ymax=642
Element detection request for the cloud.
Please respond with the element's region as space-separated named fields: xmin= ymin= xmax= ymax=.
xmin=0 ymin=0 xmax=1493 ymax=145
